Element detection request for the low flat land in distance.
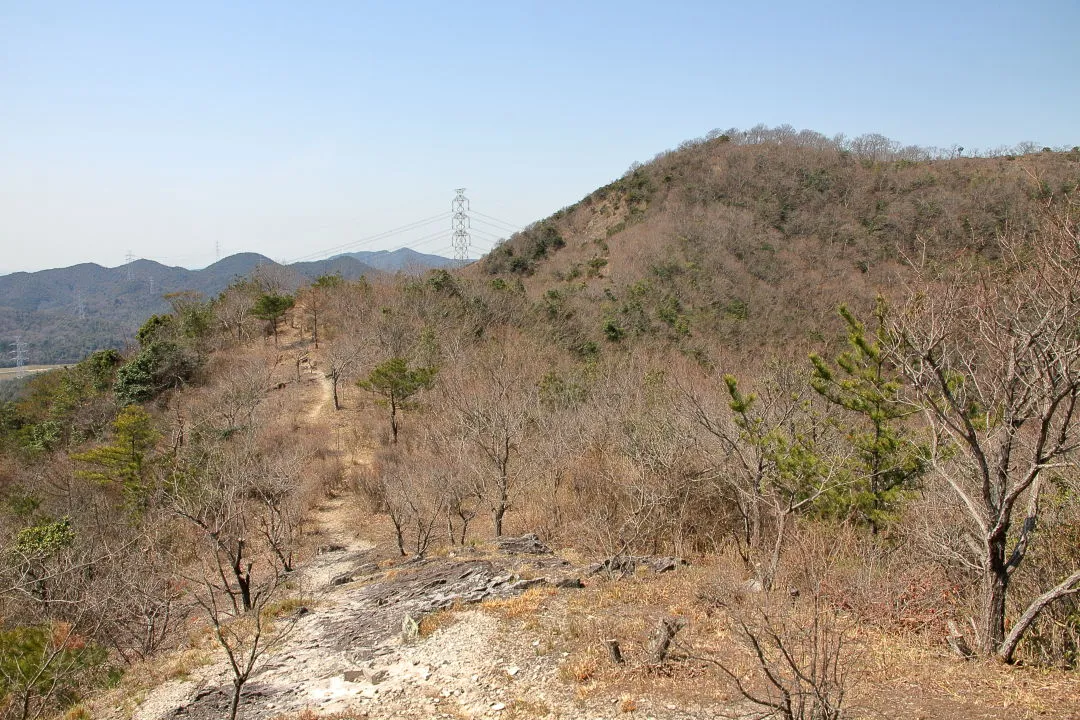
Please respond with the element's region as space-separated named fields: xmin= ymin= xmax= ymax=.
xmin=0 ymin=364 xmax=65 ymax=382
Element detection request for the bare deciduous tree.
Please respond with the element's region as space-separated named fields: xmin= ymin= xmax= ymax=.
xmin=681 ymin=364 xmax=850 ymax=590
xmin=193 ymin=558 xmax=298 ymax=720
xmin=884 ymin=195 xmax=1080 ymax=660
xmin=703 ymin=594 xmax=857 ymax=720
xmin=443 ymin=339 xmax=540 ymax=537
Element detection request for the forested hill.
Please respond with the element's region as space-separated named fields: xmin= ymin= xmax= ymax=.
xmin=479 ymin=129 xmax=1079 ymax=358
xmin=335 ymin=248 xmax=466 ymax=272
xmin=0 ymin=253 xmax=380 ymax=366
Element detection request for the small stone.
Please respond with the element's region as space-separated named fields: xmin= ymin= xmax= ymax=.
xmin=742 ymin=578 xmax=764 ymax=593
xmin=506 ymin=666 xmax=519 ymax=676
xmin=318 ymin=544 xmax=347 ymax=554
xmin=491 ymin=702 xmax=506 ymax=711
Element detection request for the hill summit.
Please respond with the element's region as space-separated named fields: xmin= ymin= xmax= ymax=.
xmin=476 ymin=127 xmax=1078 ymax=357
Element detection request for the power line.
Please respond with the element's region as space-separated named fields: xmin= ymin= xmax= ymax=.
xmin=470 ymin=227 xmax=508 ymax=245
xmin=469 ymin=228 xmax=504 ymax=242
xmin=288 ymin=211 xmax=453 ymax=264
xmin=471 ymin=218 xmax=520 ymax=235
xmin=471 ymin=219 xmax=518 ymax=237
xmin=380 ymin=227 xmax=449 ymax=251
xmin=470 ymin=209 xmax=522 ymax=232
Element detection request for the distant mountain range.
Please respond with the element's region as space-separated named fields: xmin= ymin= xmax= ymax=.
xmin=333 ymin=248 xmax=467 ymax=272
xmin=0 ymin=249 xmax=458 ymax=366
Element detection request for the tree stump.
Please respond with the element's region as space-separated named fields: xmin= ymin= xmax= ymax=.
xmin=602 ymin=639 xmax=625 ymax=665
xmin=946 ymin=620 xmax=974 ymax=659
xmin=646 ymin=616 xmax=686 ymax=664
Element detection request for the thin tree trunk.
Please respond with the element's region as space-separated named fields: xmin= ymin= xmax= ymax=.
xmin=390 ymin=398 xmax=398 ymax=443
xmin=229 ymin=681 xmax=242 ymax=720
xmin=983 ymin=543 xmax=1009 ymax=655
xmin=390 ymin=513 xmax=406 ymax=557
xmin=493 ymin=502 xmax=505 ymax=537
xmin=999 ymin=569 xmax=1080 ymax=663
xmin=750 ymin=471 xmax=763 ymax=552
xmin=762 ymin=510 xmax=788 ymax=592
xmin=458 ymin=509 xmax=471 ymax=545
xmin=232 ymin=539 xmax=253 ymax=613
xmin=493 ymin=468 xmax=509 ymax=537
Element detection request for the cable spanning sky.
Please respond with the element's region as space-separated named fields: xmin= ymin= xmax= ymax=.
xmin=2 ymin=1 xmax=1077 ymax=274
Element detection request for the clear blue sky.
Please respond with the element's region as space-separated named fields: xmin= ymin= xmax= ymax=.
xmin=2 ymin=0 xmax=1077 ymax=273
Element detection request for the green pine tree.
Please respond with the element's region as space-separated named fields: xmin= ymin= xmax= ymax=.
xmin=252 ymin=293 xmax=295 ymax=346
xmin=809 ymin=300 xmax=929 ymax=532
xmin=357 ymin=358 xmax=437 ymax=443
xmin=71 ymin=405 xmax=160 ymax=512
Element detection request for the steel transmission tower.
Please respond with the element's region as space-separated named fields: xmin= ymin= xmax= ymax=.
xmin=451 ymin=188 xmax=471 ymax=261
xmin=10 ymin=335 xmax=28 ymax=375
xmin=74 ymin=289 xmax=87 ymax=321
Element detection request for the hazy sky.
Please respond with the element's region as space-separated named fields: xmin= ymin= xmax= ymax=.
xmin=2 ymin=1 xmax=1077 ymax=274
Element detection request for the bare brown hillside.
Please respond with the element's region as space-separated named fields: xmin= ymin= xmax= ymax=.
xmin=479 ymin=132 xmax=1079 ymax=358
xmin=2 ymin=129 xmax=1079 ymax=720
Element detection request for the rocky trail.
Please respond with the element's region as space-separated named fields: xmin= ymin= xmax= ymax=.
xmin=124 ymin=533 xmax=709 ymax=720
xmin=115 ymin=336 xmax=717 ymax=720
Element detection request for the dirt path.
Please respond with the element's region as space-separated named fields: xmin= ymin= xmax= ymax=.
xmin=114 ymin=327 xmax=731 ymax=720
xmin=295 ymin=344 xmax=378 ymax=588
xmin=305 ymin=368 xmax=334 ymax=423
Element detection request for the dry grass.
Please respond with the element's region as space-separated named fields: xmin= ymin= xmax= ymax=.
xmin=269 ymin=710 xmax=368 ymax=720
xmin=481 ymin=586 xmax=558 ymax=621
xmin=78 ymin=645 xmax=214 ymax=720
xmin=507 ymin=558 xmax=1080 ymax=720
xmin=851 ymin=629 xmax=1080 ymax=719
xmin=262 ymin=595 xmax=315 ymax=619
xmin=418 ymin=607 xmax=460 ymax=638
xmin=502 ymin=697 xmax=554 ymax=719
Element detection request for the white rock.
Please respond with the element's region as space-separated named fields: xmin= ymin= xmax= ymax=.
xmin=491 ymin=702 xmax=506 ymax=711
xmin=506 ymin=666 xmax=520 ymax=676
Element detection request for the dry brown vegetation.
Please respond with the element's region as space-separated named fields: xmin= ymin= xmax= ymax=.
xmin=1 ymin=129 xmax=1079 ymax=719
